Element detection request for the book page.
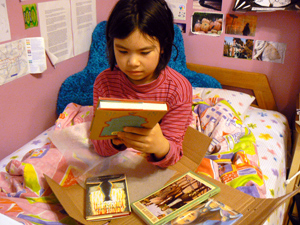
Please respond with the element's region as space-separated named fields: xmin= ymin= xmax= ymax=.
xmin=99 ymin=99 xmax=167 ymax=110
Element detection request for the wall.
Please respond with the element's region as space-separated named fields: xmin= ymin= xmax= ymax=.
xmin=180 ymin=1 xmax=300 ymax=127
xmin=0 ymin=0 xmax=118 ymax=159
xmin=1 ymin=0 xmax=300 ymax=160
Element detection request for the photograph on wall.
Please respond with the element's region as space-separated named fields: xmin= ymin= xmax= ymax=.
xmin=175 ymin=23 xmax=187 ymax=33
xmin=253 ymin=40 xmax=287 ymax=63
xmin=166 ymin=0 xmax=187 ymax=20
xmin=191 ymin=12 xmax=223 ymax=36
xmin=225 ymin=14 xmax=257 ymax=37
xmin=233 ymin=0 xmax=300 ymax=11
xmin=223 ymin=36 xmax=254 ymax=60
xmin=193 ymin=0 xmax=223 ymax=11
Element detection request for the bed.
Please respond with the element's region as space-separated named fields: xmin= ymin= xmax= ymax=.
xmin=0 ymin=21 xmax=293 ymax=225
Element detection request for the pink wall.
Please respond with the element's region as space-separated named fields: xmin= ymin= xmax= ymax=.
xmin=179 ymin=1 xmax=300 ymax=128
xmin=0 ymin=0 xmax=117 ymax=159
xmin=1 ymin=0 xmax=300 ymax=159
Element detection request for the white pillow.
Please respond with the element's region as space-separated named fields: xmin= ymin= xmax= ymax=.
xmin=192 ymin=88 xmax=255 ymax=116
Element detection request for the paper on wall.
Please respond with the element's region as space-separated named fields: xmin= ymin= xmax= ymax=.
xmin=0 ymin=0 xmax=11 ymax=43
xmin=71 ymin=0 xmax=97 ymax=56
xmin=26 ymin=37 xmax=47 ymax=74
xmin=38 ymin=0 xmax=74 ymax=66
xmin=0 ymin=37 xmax=47 ymax=86
xmin=165 ymin=0 xmax=187 ymax=21
xmin=38 ymin=0 xmax=96 ymax=65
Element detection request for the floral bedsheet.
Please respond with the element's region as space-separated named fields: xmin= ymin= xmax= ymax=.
xmin=191 ymin=96 xmax=266 ymax=198
xmin=0 ymin=103 xmax=289 ymax=225
xmin=244 ymin=106 xmax=289 ymax=225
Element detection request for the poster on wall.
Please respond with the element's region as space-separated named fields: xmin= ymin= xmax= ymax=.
xmin=22 ymin=4 xmax=38 ymax=29
xmin=191 ymin=12 xmax=223 ymax=36
xmin=193 ymin=0 xmax=223 ymax=11
xmin=166 ymin=0 xmax=187 ymax=20
xmin=233 ymin=0 xmax=300 ymax=11
xmin=0 ymin=0 xmax=11 ymax=43
xmin=225 ymin=14 xmax=257 ymax=37
xmin=223 ymin=36 xmax=254 ymax=60
xmin=253 ymin=40 xmax=287 ymax=63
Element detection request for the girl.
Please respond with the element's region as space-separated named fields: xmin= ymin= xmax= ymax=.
xmin=91 ymin=0 xmax=193 ymax=168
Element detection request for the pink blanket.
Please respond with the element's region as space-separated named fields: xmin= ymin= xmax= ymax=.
xmin=0 ymin=100 xmax=266 ymax=224
xmin=0 ymin=103 xmax=93 ymax=224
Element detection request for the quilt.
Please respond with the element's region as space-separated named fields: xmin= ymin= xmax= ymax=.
xmin=0 ymin=99 xmax=267 ymax=224
xmin=0 ymin=103 xmax=176 ymax=224
xmin=0 ymin=103 xmax=93 ymax=224
xmin=191 ymin=94 xmax=266 ymax=198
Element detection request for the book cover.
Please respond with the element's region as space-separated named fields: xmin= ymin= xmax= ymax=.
xmin=166 ymin=198 xmax=243 ymax=225
xmin=85 ymin=174 xmax=131 ymax=221
xmin=131 ymin=171 xmax=221 ymax=225
xmin=90 ymin=97 xmax=168 ymax=140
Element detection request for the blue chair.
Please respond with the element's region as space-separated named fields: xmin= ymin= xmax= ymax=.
xmin=56 ymin=21 xmax=221 ymax=115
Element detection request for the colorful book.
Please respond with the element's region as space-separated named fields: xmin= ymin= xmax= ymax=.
xmin=131 ymin=171 xmax=221 ymax=225
xmin=166 ymin=198 xmax=243 ymax=225
xmin=89 ymin=97 xmax=168 ymax=140
xmin=85 ymin=174 xmax=131 ymax=221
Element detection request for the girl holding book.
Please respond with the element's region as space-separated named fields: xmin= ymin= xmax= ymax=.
xmin=91 ymin=0 xmax=193 ymax=168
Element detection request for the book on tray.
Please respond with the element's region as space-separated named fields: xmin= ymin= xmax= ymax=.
xmin=85 ymin=174 xmax=131 ymax=221
xmin=131 ymin=171 xmax=221 ymax=225
xmin=90 ymin=97 xmax=168 ymax=140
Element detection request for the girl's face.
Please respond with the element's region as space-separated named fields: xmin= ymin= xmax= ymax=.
xmin=114 ymin=29 xmax=161 ymax=85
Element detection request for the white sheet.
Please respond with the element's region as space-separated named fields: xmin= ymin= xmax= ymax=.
xmin=244 ymin=106 xmax=289 ymax=225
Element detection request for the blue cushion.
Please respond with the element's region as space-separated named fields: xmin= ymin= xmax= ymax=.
xmin=56 ymin=21 xmax=221 ymax=115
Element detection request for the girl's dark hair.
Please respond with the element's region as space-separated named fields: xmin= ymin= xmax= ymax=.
xmin=106 ymin=0 xmax=174 ymax=76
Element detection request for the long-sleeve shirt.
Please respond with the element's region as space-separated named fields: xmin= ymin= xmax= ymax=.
xmin=91 ymin=66 xmax=193 ymax=168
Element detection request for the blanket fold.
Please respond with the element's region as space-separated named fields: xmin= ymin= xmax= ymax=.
xmin=192 ymin=95 xmax=266 ymax=198
xmin=0 ymin=99 xmax=266 ymax=224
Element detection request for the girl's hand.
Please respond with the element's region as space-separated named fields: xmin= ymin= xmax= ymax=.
xmin=116 ymin=123 xmax=170 ymax=160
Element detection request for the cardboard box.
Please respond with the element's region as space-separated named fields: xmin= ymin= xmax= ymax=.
xmin=45 ymin=127 xmax=300 ymax=225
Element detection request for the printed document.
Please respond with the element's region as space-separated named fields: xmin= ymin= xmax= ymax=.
xmin=71 ymin=0 xmax=97 ymax=56
xmin=38 ymin=0 xmax=74 ymax=65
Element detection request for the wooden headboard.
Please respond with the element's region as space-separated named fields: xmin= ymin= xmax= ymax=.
xmin=186 ymin=63 xmax=277 ymax=111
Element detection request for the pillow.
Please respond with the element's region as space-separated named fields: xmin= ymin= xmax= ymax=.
xmin=192 ymin=88 xmax=255 ymax=117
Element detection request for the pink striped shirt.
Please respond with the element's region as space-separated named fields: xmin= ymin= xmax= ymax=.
xmin=91 ymin=66 xmax=192 ymax=168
